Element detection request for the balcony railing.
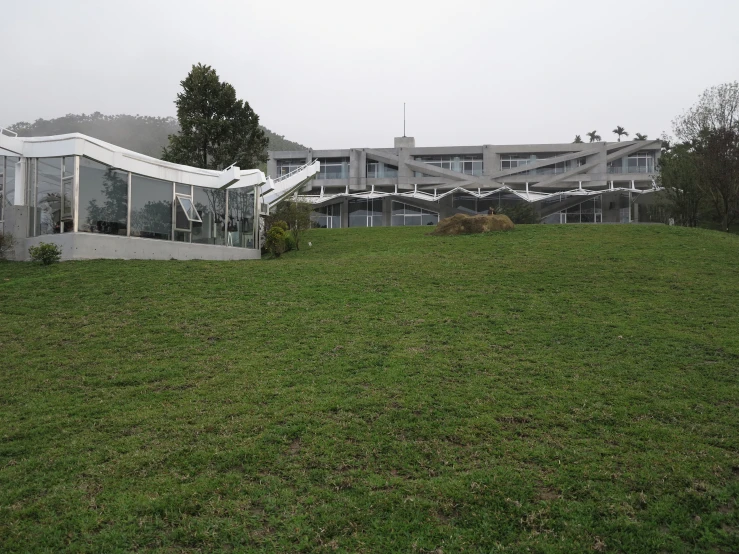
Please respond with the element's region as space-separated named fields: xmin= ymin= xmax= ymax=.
xmin=607 ymin=166 xmax=654 ymax=174
xmin=274 ymin=161 xmax=314 ymax=183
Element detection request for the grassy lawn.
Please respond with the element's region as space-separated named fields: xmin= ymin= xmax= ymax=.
xmin=0 ymin=225 xmax=737 ymax=553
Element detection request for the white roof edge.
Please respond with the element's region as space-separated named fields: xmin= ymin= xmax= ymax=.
xmin=1 ymin=132 xmax=266 ymax=190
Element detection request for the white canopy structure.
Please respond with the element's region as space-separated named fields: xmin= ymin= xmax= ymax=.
xmin=297 ymin=181 xmax=660 ymax=205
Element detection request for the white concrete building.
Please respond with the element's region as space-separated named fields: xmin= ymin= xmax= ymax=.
xmin=0 ymin=130 xmax=318 ymax=261
xmin=268 ymin=136 xmax=663 ymax=227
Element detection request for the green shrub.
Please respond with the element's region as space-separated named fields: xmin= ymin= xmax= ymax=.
xmin=28 ymin=242 xmax=62 ymax=265
xmin=269 ymin=200 xmax=313 ymax=250
xmin=496 ymin=203 xmax=540 ymax=224
xmin=284 ymin=231 xmax=297 ymax=252
xmin=0 ymin=233 xmax=15 ymax=260
xmin=266 ymin=226 xmax=287 ymax=258
xmin=272 ymin=220 xmax=289 ymax=232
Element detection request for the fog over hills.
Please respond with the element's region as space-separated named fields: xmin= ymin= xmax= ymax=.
xmin=6 ymin=112 xmax=308 ymax=161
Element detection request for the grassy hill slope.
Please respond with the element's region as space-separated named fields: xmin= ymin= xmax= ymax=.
xmin=0 ymin=225 xmax=737 ymax=552
xmin=6 ymin=113 xmax=308 ymax=159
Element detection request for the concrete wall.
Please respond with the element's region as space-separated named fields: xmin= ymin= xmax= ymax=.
xmin=15 ymin=232 xmax=260 ymax=262
xmin=269 ymin=138 xmax=661 ymax=196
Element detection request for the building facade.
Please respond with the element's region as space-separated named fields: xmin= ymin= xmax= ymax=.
xmin=0 ymin=131 xmax=317 ymax=261
xmin=267 ymin=136 xmax=662 ymax=227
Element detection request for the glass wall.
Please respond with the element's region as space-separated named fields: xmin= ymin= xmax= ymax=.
xmin=415 ymin=155 xmax=482 ymax=176
xmin=391 ymin=201 xmax=438 ymax=226
xmin=35 ymin=157 xmax=63 ymax=235
xmin=500 ymin=154 xmax=532 ymax=171
xmin=453 ymin=192 xmax=523 ymax=215
xmin=627 ymin=151 xmax=654 ymax=173
xmin=174 ymin=187 xmax=194 ymax=242
xmin=0 ymin=156 xmax=4 ymax=222
xmin=452 ymin=193 xmax=478 ymax=215
xmin=227 ymin=188 xmax=255 ymax=248
xmin=78 ymin=158 xmax=128 ymax=235
xmin=348 ymin=198 xmax=383 ymax=227
xmin=316 ymin=158 xmax=349 ymax=180
xmin=311 ymin=203 xmax=341 ymax=228
xmin=276 ymin=158 xmax=306 ymax=177
xmin=130 ymin=174 xmax=172 ymax=240
xmin=366 ymin=161 xmax=399 ymax=178
xmin=608 ymin=152 xmax=655 ymax=174
xmin=192 ymin=186 xmax=226 ymax=245
xmin=17 ymin=154 xmax=258 ymax=249
xmin=3 ymin=156 xmax=17 ymax=211
xmin=26 ymin=156 xmax=76 ymax=236
xmin=542 ymin=197 xmax=602 ymax=224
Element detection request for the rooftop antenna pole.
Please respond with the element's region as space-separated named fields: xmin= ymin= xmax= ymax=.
xmin=403 ymin=103 xmax=406 ymax=137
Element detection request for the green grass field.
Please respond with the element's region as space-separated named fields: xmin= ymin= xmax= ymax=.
xmin=1 ymin=225 xmax=738 ymax=553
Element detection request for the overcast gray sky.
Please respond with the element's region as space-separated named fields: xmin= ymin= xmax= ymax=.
xmin=3 ymin=0 xmax=738 ymax=149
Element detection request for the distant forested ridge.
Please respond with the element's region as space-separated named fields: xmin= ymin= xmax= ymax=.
xmin=6 ymin=112 xmax=308 ymax=160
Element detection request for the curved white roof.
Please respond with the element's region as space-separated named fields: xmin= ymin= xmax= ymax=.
xmin=0 ymin=131 xmax=265 ymax=190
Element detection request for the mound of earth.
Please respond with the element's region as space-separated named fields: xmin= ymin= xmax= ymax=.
xmin=431 ymin=213 xmax=515 ymax=236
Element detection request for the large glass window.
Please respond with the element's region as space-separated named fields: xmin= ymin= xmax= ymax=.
xmin=316 ymin=158 xmax=349 ymax=180
xmin=415 ymin=155 xmax=482 ymax=176
xmin=130 ymin=174 xmax=172 ymax=240
xmin=173 ymin=194 xmax=202 ymax=243
xmin=192 ymin=186 xmax=226 ymax=245
xmin=3 ymin=156 xmax=17 ymax=210
xmin=391 ymin=201 xmax=438 ymax=226
xmin=608 ymin=153 xmax=654 ymax=174
xmin=348 ymin=198 xmax=383 ymax=227
xmin=366 ymin=161 xmax=399 ymax=178
xmin=607 ymin=159 xmax=624 ymax=174
xmin=35 ymin=158 xmax=64 ymax=236
xmin=543 ymin=197 xmax=602 ymax=224
xmin=78 ymin=158 xmax=128 ymax=235
xmin=276 ymin=158 xmax=306 ymax=177
xmin=454 ymin=192 xmax=523 ymax=215
xmin=627 ymin=151 xmax=654 ymax=173
xmin=0 ymin=156 xmax=4 ymax=222
xmin=452 ymin=193 xmax=479 ymax=215
xmin=227 ymin=187 xmax=256 ymax=248
xmin=311 ymin=203 xmax=341 ymax=228
xmin=500 ymin=154 xmax=533 ymax=171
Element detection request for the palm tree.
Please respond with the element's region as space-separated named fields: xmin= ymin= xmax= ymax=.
xmin=613 ymin=126 xmax=629 ymax=142
xmin=573 ymin=135 xmax=583 ymax=143
xmin=634 ymin=133 xmax=648 ymax=140
xmin=586 ymin=130 xmax=601 ymax=143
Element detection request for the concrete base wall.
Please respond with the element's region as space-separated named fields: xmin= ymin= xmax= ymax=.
xmin=16 ymin=233 xmax=261 ymax=262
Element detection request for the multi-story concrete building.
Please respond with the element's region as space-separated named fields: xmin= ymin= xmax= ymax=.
xmin=268 ymin=136 xmax=662 ymax=227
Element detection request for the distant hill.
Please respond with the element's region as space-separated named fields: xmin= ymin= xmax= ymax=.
xmin=6 ymin=112 xmax=308 ymax=160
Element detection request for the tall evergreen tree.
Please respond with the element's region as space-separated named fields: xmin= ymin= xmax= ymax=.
xmin=162 ymin=63 xmax=268 ymax=170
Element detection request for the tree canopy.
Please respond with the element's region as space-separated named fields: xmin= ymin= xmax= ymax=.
xmin=612 ymin=126 xmax=628 ymax=142
xmin=666 ymin=81 xmax=739 ymax=231
xmin=657 ymin=142 xmax=703 ymax=227
xmin=162 ymin=63 xmax=269 ymax=170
